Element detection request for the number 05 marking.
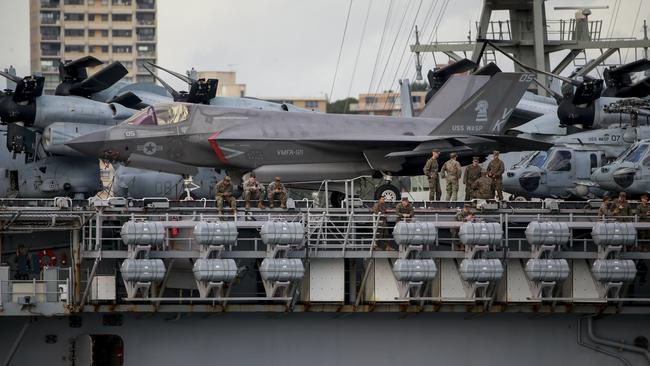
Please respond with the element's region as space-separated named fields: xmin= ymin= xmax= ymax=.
xmin=519 ymin=74 xmax=534 ymax=82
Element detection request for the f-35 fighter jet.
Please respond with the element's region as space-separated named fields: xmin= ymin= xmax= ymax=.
xmin=67 ymin=73 xmax=551 ymax=183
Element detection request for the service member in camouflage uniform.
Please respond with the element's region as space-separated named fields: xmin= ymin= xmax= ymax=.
xmin=463 ymin=157 xmax=482 ymax=200
xmin=215 ymin=176 xmax=237 ymax=215
xmin=487 ymin=151 xmax=505 ymax=200
xmin=637 ymin=194 xmax=650 ymax=246
xmin=372 ymin=196 xmax=391 ymax=250
xmin=395 ymin=196 xmax=415 ymax=222
xmin=598 ymin=195 xmax=614 ymax=218
xmin=613 ymin=192 xmax=631 ymax=221
xmin=267 ymin=176 xmax=288 ymax=208
xmin=471 ymin=172 xmax=493 ymax=199
xmin=441 ymin=152 xmax=462 ymax=201
xmin=423 ymin=150 xmax=442 ymax=201
xmin=243 ymin=174 xmax=265 ymax=209
xmin=452 ymin=204 xmax=475 ymax=250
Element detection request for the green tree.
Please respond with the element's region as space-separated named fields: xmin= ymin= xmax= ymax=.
xmin=326 ymin=98 xmax=358 ymax=114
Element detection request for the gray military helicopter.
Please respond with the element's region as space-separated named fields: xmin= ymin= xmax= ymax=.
xmin=502 ymin=147 xmax=608 ymax=199
xmin=67 ymin=72 xmax=553 ymax=197
xmin=588 ymin=101 xmax=650 ymax=195
xmin=590 ymin=139 xmax=650 ymax=195
xmin=0 ymin=58 xmax=135 ymax=198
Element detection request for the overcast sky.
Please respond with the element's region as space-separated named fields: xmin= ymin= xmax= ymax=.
xmin=0 ymin=0 xmax=648 ymax=100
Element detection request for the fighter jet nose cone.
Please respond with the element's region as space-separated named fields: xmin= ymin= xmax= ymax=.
xmin=66 ymin=130 xmax=112 ymax=159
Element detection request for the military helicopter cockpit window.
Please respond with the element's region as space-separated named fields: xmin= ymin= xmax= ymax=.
xmin=126 ymin=104 xmax=190 ymax=126
xmin=622 ymin=144 xmax=649 ymax=163
xmin=527 ymin=151 xmax=548 ymax=168
xmin=546 ymin=150 xmax=572 ymax=172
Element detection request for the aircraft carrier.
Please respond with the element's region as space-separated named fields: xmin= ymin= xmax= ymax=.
xmin=2 ymin=0 xmax=650 ymax=365
xmin=0 ymin=195 xmax=649 ymax=365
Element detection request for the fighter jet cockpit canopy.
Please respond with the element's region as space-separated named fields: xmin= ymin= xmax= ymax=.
xmin=124 ymin=103 xmax=191 ymax=126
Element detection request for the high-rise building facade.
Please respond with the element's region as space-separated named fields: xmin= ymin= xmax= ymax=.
xmin=29 ymin=0 xmax=157 ymax=93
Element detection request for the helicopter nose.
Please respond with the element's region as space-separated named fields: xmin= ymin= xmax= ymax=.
xmin=519 ymin=171 xmax=541 ymax=192
xmin=66 ymin=130 xmax=113 ymax=159
xmin=613 ymin=167 xmax=636 ymax=189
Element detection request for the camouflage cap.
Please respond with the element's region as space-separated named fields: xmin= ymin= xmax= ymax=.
xmin=493 ymin=150 xmax=500 ymax=155
xmin=274 ymin=176 xmax=281 ymax=181
xmin=224 ymin=176 xmax=231 ymax=181
xmin=472 ymin=156 xmax=480 ymax=161
xmin=450 ymin=152 xmax=458 ymax=158
xmin=432 ymin=149 xmax=440 ymax=153
xmin=401 ymin=196 xmax=409 ymax=201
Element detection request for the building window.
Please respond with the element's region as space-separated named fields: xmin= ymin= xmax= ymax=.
xmin=40 ymin=59 xmax=60 ymax=72
xmin=365 ymin=96 xmax=377 ymax=104
xmin=41 ymin=0 xmax=60 ymax=8
xmin=40 ymin=11 xmax=60 ymax=24
xmin=137 ymin=44 xmax=155 ymax=56
xmin=386 ymin=96 xmax=396 ymax=104
xmin=63 ymin=13 xmax=85 ymax=21
xmin=88 ymin=13 xmax=109 ymax=21
xmin=136 ymin=0 xmax=155 ymax=9
xmin=65 ymin=45 xmax=85 ymax=52
xmin=136 ymin=28 xmax=155 ymax=41
xmin=63 ymin=0 xmax=84 ymax=4
xmin=112 ymin=14 xmax=132 ymax=22
xmin=136 ymin=12 xmax=155 ymax=25
xmin=412 ymin=95 xmax=421 ymax=103
xmin=120 ymin=61 xmax=133 ymax=69
xmin=89 ymin=45 xmax=109 ymax=53
xmin=112 ymin=29 xmax=132 ymax=37
xmin=113 ymin=45 xmax=132 ymax=53
xmin=40 ymin=27 xmax=60 ymax=40
xmin=41 ymin=43 xmax=61 ymax=56
xmin=112 ymin=0 xmax=132 ymax=5
xmin=88 ymin=29 xmax=109 ymax=37
xmin=305 ymin=101 xmax=319 ymax=109
xmin=64 ymin=28 xmax=85 ymax=37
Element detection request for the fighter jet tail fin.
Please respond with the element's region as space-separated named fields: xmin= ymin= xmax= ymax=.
xmin=418 ymin=75 xmax=489 ymax=119
xmin=429 ymin=72 xmax=533 ymax=136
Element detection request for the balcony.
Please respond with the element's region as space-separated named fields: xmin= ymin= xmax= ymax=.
xmin=137 ymin=34 xmax=155 ymax=42
xmin=136 ymin=0 xmax=155 ymax=9
xmin=41 ymin=49 xmax=61 ymax=57
xmin=40 ymin=0 xmax=60 ymax=9
xmin=40 ymin=33 xmax=61 ymax=41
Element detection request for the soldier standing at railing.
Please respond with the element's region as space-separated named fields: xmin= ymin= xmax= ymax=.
xmin=463 ymin=156 xmax=482 ymax=200
xmin=423 ymin=149 xmax=442 ymax=201
xmin=487 ymin=151 xmax=505 ymax=201
xmin=441 ymin=152 xmax=462 ymax=201
xmin=372 ymin=196 xmax=391 ymax=250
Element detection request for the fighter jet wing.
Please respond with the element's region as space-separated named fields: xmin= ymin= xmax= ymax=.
xmin=384 ymin=135 xmax=553 ymax=158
